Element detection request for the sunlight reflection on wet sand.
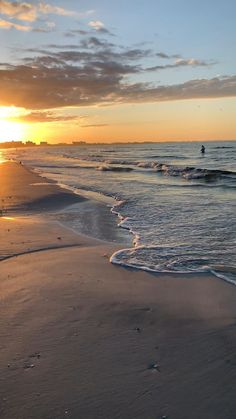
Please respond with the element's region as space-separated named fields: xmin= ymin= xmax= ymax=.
xmin=0 ymin=151 xmax=6 ymax=163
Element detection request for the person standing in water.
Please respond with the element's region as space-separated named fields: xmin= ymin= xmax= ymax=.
xmin=201 ymin=145 xmax=205 ymax=154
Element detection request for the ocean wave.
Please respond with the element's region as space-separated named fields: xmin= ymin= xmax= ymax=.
xmin=97 ymin=165 xmax=133 ymax=172
xmin=23 ymin=152 xmax=236 ymax=188
xmin=102 ymin=150 xmax=118 ymax=153
xmin=214 ymin=146 xmax=234 ymax=149
xmin=53 ymin=152 xmax=236 ymax=182
xmin=110 ymin=246 xmax=236 ymax=285
xmin=135 ymin=162 xmax=236 ymax=182
xmin=146 ymin=155 xmax=187 ymax=159
xmin=33 ymin=163 xmax=82 ymax=169
xmin=64 ymin=154 xmax=236 ymax=181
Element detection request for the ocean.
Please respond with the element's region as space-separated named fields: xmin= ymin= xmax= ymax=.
xmin=3 ymin=141 xmax=236 ymax=285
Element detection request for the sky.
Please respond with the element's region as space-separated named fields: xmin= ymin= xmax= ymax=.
xmin=0 ymin=0 xmax=236 ymax=143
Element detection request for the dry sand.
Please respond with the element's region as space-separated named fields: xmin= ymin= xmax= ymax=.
xmin=0 ymin=161 xmax=236 ymax=419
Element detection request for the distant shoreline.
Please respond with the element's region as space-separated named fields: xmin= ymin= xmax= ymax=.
xmin=1 ymin=139 xmax=236 ymax=149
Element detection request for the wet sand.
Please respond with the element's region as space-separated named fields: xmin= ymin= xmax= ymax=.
xmin=0 ymin=160 xmax=84 ymax=214
xmin=0 ymin=161 xmax=236 ymax=419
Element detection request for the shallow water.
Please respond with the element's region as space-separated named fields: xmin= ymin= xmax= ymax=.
xmin=4 ymin=141 xmax=236 ymax=284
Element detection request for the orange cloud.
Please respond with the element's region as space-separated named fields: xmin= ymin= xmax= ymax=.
xmin=14 ymin=110 xmax=80 ymax=123
xmin=0 ymin=0 xmax=37 ymax=22
xmin=0 ymin=0 xmax=76 ymax=23
xmin=0 ymin=17 xmax=31 ymax=30
xmin=38 ymin=3 xmax=76 ymax=17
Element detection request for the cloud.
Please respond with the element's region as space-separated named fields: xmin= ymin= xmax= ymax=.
xmin=79 ymin=36 xmax=116 ymax=49
xmin=88 ymin=20 xmax=114 ymax=36
xmin=21 ymin=41 xmax=150 ymax=68
xmin=65 ymin=29 xmax=89 ymax=37
xmin=147 ymin=58 xmax=215 ymax=71
xmin=0 ymin=0 xmax=37 ymax=22
xmin=0 ymin=37 xmax=231 ymax=110
xmin=0 ymin=56 xmax=235 ymax=110
xmin=0 ymin=2 xmax=95 ymax=32
xmin=81 ymin=123 xmax=109 ymax=128
xmin=38 ymin=3 xmax=76 ymax=17
xmin=96 ymin=27 xmax=111 ymax=34
xmin=89 ymin=20 xmax=105 ymax=30
xmin=65 ymin=27 xmax=114 ymax=38
xmin=156 ymin=52 xmax=170 ymax=59
xmin=120 ymin=76 xmax=236 ymax=104
xmin=175 ymin=58 xmax=213 ymax=66
xmin=0 ymin=17 xmax=31 ymax=30
xmin=33 ymin=20 xmax=56 ymax=33
xmin=88 ymin=19 xmax=113 ymax=34
xmin=13 ymin=111 xmax=79 ymax=123
xmin=156 ymin=52 xmax=182 ymax=59
xmin=0 ymin=1 xmax=78 ymax=27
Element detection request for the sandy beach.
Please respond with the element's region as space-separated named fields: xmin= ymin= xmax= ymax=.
xmin=0 ymin=161 xmax=236 ymax=419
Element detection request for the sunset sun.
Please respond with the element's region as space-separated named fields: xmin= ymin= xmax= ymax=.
xmin=0 ymin=119 xmax=24 ymax=142
xmin=0 ymin=107 xmax=25 ymax=142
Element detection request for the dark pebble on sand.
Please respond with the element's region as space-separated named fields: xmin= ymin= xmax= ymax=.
xmin=148 ymin=363 xmax=160 ymax=372
xmin=135 ymin=327 xmax=141 ymax=333
xmin=24 ymin=364 xmax=35 ymax=369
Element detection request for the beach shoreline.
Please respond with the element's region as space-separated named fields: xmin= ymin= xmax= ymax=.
xmin=0 ymin=161 xmax=236 ymax=419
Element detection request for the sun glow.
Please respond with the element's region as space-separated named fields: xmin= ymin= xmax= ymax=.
xmin=0 ymin=119 xmax=24 ymax=142
xmin=0 ymin=107 xmax=26 ymax=142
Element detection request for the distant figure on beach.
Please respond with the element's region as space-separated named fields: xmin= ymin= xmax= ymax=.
xmin=201 ymin=145 xmax=205 ymax=154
